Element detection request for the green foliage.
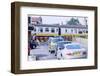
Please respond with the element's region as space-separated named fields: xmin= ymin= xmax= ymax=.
xmin=67 ymin=18 xmax=81 ymax=25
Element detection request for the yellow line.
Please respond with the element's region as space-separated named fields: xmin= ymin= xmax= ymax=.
xmin=61 ymin=34 xmax=88 ymax=36
xmin=35 ymin=34 xmax=58 ymax=36
xmin=33 ymin=33 xmax=88 ymax=36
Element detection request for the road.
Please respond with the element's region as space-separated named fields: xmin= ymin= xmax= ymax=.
xmin=29 ymin=43 xmax=57 ymax=61
xmin=28 ymin=39 xmax=88 ymax=61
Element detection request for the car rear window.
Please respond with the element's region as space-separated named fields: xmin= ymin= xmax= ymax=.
xmin=66 ymin=45 xmax=81 ymax=49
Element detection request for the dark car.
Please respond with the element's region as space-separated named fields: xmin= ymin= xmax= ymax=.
xmin=30 ymin=40 xmax=38 ymax=49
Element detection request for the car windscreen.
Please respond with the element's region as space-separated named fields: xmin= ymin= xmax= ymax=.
xmin=61 ymin=42 xmax=71 ymax=44
xmin=53 ymin=39 xmax=64 ymax=43
xmin=66 ymin=44 xmax=81 ymax=49
xmin=57 ymin=42 xmax=71 ymax=46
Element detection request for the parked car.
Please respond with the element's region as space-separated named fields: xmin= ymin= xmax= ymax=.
xmin=30 ymin=40 xmax=38 ymax=49
xmin=55 ymin=41 xmax=72 ymax=55
xmin=48 ymin=37 xmax=64 ymax=54
xmin=57 ymin=43 xmax=87 ymax=59
xmin=57 ymin=41 xmax=72 ymax=46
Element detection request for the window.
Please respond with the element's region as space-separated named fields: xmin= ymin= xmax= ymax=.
xmin=28 ymin=26 xmax=34 ymax=30
xmin=78 ymin=31 xmax=82 ymax=34
xmin=45 ymin=28 xmax=49 ymax=32
xmin=75 ymin=29 xmax=77 ymax=33
xmin=51 ymin=28 xmax=55 ymax=33
xmin=40 ymin=28 xmax=43 ymax=32
xmin=71 ymin=29 xmax=73 ymax=33
xmin=86 ymin=31 xmax=88 ymax=33
xmin=65 ymin=29 xmax=67 ymax=32
xmin=56 ymin=28 xmax=59 ymax=32
xmin=83 ymin=30 xmax=85 ymax=33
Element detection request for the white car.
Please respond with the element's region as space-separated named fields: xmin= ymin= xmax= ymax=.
xmin=48 ymin=37 xmax=64 ymax=54
xmin=57 ymin=43 xmax=87 ymax=59
xmin=55 ymin=41 xmax=72 ymax=55
xmin=57 ymin=41 xmax=72 ymax=46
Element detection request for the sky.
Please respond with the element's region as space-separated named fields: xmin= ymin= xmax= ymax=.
xmin=29 ymin=15 xmax=88 ymax=25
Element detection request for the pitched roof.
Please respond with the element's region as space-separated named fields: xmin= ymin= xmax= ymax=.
xmin=33 ymin=24 xmax=88 ymax=29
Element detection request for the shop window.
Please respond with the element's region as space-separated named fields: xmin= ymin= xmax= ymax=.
xmin=79 ymin=31 xmax=82 ymax=34
xmin=71 ymin=29 xmax=73 ymax=33
xmin=75 ymin=29 xmax=77 ymax=33
xmin=45 ymin=28 xmax=49 ymax=32
xmin=65 ymin=29 xmax=67 ymax=32
xmin=40 ymin=28 xmax=43 ymax=32
xmin=56 ymin=28 xmax=59 ymax=32
xmin=86 ymin=31 xmax=88 ymax=33
xmin=51 ymin=28 xmax=55 ymax=33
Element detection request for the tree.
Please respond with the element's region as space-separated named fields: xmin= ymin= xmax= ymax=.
xmin=67 ymin=18 xmax=81 ymax=25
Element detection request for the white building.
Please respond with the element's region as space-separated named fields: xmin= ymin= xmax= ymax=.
xmin=60 ymin=25 xmax=88 ymax=35
xmin=31 ymin=24 xmax=88 ymax=36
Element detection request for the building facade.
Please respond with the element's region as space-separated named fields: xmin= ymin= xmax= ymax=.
xmin=31 ymin=24 xmax=88 ymax=36
xmin=28 ymin=16 xmax=88 ymax=41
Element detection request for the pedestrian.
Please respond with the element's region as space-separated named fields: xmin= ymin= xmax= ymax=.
xmin=32 ymin=33 xmax=36 ymax=40
xmin=36 ymin=39 xmax=40 ymax=46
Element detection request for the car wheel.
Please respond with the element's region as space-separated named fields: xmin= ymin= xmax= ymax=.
xmin=58 ymin=58 xmax=60 ymax=60
xmin=61 ymin=53 xmax=62 ymax=57
xmin=60 ymin=53 xmax=63 ymax=59
xmin=55 ymin=54 xmax=57 ymax=56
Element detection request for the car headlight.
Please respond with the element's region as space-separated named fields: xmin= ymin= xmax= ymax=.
xmin=49 ymin=45 xmax=56 ymax=49
xmin=51 ymin=42 xmax=55 ymax=45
